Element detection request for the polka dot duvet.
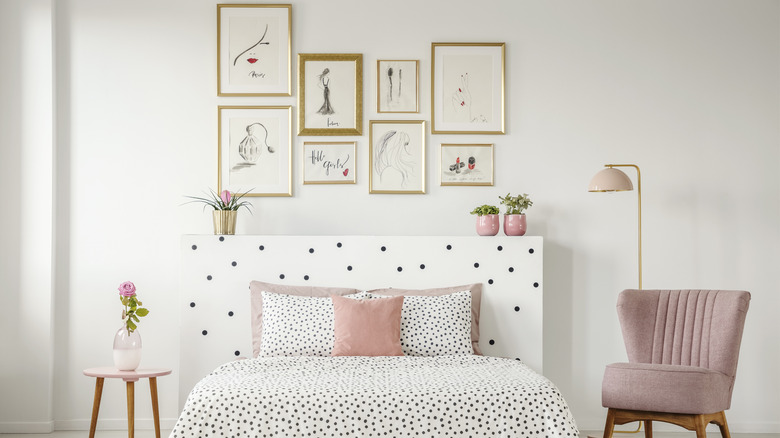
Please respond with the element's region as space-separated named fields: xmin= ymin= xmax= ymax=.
xmin=171 ymin=355 xmax=578 ymax=437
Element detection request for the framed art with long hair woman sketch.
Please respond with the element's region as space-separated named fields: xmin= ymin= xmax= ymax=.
xmin=299 ymin=53 xmax=363 ymax=136
xmin=218 ymin=106 xmax=292 ymax=197
xmin=431 ymin=43 xmax=505 ymax=134
xmin=369 ymin=120 xmax=426 ymax=194
xmin=217 ymin=4 xmax=291 ymax=96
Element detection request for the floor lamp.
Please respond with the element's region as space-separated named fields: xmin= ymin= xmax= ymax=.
xmin=587 ymin=164 xmax=642 ymax=290
xmin=588 ymin=164 xmax=643 ymax=435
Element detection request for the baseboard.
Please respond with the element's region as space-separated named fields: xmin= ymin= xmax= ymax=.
xmin=54 ymin=418 xmax=178 ymax=431
xmin=578 ymin=421 xmax=780 ymax=434
xmin=0 ymin=421 xmax=54 ymax=434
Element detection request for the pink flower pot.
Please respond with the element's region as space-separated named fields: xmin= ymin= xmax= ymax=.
xmin=504 ymin=214 xmax=527 ymax=236
xmin=476 ymin=214 xmax=500 ymax=236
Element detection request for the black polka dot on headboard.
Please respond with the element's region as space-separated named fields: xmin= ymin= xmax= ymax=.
xmin=419 ymin=264 xmax=426 ymax=270
xmin=380 ymin=246 xmax=387 ymax=252
xmin=218 ymin=236 xmax=225 ymax=242
xmin=489 ymin=339 xmax=495 ymax=345
xmin=228 ymin=311 xmax=234 ymax=317
xmin=473 ymin=262 xmax=480 ymax=268
xmin=497 ymin=245 xmax=503 ymax=251
xmin=259 ymin=245 xmax=265 ymax=251
xmin=191 ymin=245 xmax=197 ymax=250
xmin=202 ymin=330 xmax=208 ymax=336
xmin=231 ymin=261 xmax=237 ymax=267
xmin=533 ymin=282 xmax=539 ymax=288
xmin=347 ymin=265 xmax=353 ymax=271
xmin=529 ymin=248 xmax=535 ymax=254
xmin=508 ymin=267 xmax=515 ymax=273
xmin=279 ymin=274 xmax=285 ymax=280
xmin=234 ymin=350 xmax=240 ymax=356
xmin=514 ymin=306 xmax=520 ymax=312
xmin=446 ymin=244 xmax=452 ymax=250
xmin=189 ymin=302 xmax=196 ymax=308
xmin=206 ymin=275 xmax=213 ymax=281
xmin=308 ymin=248 xmax=315 ymax=254
xmin=396 ymin=266 xmax=403 ymax=272
xmin=337 ymin=242 xmax=343 ymax=248
xmin=488 ymin=279 xmax=494 ymax=285
xmin=303 ymin=275 xmax=310 ymax=281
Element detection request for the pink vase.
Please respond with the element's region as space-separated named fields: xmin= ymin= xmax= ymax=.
xmin=504 ymin=214 xmax=527 ymax=236
xmin=476 ymin=214 xmax=500 ymax=236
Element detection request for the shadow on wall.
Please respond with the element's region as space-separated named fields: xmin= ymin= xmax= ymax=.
xmin=542 ymin=240 xmax=574 ymax=396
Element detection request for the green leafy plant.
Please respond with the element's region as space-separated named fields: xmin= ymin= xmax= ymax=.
xmin=117 ymin=281 xmax=149 ymax=333
xmin=470 ymin=204 xmax=500 ymax=216
xmin=499 ymin=193 xmax=533 ymax=215
xmin=185 ymin=189 xmax=253 ymax=212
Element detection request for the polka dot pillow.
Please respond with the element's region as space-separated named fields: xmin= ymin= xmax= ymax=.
xmin=259 ymin=291 xmax=336 ymax=356
xmin=366 ymin=290 xmax=473 ymax=356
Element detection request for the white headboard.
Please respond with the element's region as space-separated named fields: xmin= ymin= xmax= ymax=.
xmin=179 ymin=235 xmax=543 ymax=406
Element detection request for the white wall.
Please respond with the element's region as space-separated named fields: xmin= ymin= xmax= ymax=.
xmin=1 ymin=0 xmax=778 ymax=433
xmin=0 ymin=0 xmax=55 ymax=433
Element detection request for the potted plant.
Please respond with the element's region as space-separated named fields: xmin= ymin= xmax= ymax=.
xmin=498 ymin=193 xmax=533 ymax=236
xmin=470 ymin=204 xmax=501 ymax=236
xmin=185 ymin=189 xmax=252 ymax=235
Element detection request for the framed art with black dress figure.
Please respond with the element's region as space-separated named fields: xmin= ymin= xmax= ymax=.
xmin=298 ymin=53 xmax=363 ymax=136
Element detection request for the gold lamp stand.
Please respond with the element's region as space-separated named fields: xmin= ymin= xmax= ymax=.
xmin=588 ymin=164 xmax=643 ymax=435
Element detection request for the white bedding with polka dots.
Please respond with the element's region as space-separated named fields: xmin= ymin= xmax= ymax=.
xmin=171 ymin=355 xmax=578 ymax=437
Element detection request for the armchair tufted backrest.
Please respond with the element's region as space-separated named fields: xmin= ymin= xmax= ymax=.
xmin=617 ymin=289 xmax=750 ymax=378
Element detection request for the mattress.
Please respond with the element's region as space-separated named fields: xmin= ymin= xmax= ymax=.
xmin=170 ymin=355 xmax=578 ymax=437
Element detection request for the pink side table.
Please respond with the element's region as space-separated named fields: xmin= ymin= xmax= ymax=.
xmin=83 ymin=367 xmax=172 ymax=438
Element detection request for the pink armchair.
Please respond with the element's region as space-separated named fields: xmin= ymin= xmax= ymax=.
xmin=601 ymin=289 xmax=750 ymax=438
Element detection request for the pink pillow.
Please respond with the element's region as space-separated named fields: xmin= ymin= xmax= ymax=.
xmin=331 ymin=295 xmax=404 ymax=357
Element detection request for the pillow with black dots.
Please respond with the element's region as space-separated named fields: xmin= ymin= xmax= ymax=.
xmin=249 ymin=281 xmax=359 ymax=357
xmin=259 ymin=291 xmax=338 ymax=356
xmin=364 ymin=290 xmax=473 ymax=356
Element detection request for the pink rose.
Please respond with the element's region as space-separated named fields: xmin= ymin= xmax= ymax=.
xmin=220 ymin=190 xmax=232 ymax=205
xmin=118 ymin=281 xmax=136 ymax=297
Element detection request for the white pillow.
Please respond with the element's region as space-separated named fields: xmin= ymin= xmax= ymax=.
xmin=365 ymin=290 xmax=473 ymax=356
xmin=259 ymin=291 xmax=335 ymax=356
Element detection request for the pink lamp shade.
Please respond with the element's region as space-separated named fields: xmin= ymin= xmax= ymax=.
xmin=588 ymin=167 xmax=634 ymax=192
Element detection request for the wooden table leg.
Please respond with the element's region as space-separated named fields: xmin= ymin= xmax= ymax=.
xmin=88 ymin=377 xmax=104 ymax=438
xmin=126 ymin=381 xmax=135 ymax=438
xmin=149 ymin=377 xmax=161 ymax=438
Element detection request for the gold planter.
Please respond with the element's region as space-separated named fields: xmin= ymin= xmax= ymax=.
xmin=212 ymin=210 xmax=237 ymax=235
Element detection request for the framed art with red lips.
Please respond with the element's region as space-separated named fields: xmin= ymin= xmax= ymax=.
xmin=217 ymin=4 xmax=291 ymax=96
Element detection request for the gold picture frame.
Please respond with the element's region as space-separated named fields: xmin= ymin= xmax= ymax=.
xmin=431 ymin=42 xmax=505 ymax=134
xmin=217 ymin=4 xmax=292 ymax=96
xmin=302 ymin=141 xmax=357 ymax=185
xmin=218 ymin=105 xmax=292 ymax=197
xmin=298 ymin=53 xmax=363 ymax=136
xmin=369 ymin=120 xmax=426 ymax=194
xmin=440 ymin=143 xmax=494 ymax=186
xmin=377 ymin=60 xmax=419 ymax=113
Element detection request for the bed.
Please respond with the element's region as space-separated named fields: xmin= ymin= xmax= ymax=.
xmin=175 ymin=235 xmax=578 ymax=437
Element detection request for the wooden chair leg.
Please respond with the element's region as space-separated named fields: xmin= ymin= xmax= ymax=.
xmin=713 ymin=411 xmax=731 ymax=438
xmin=694 ymin=414 xmax=707 ymax=438
xmin=603 ymin=408 xmax=616 ymax=438
xmin=643 ymin=420 xmax=652 ymax=438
